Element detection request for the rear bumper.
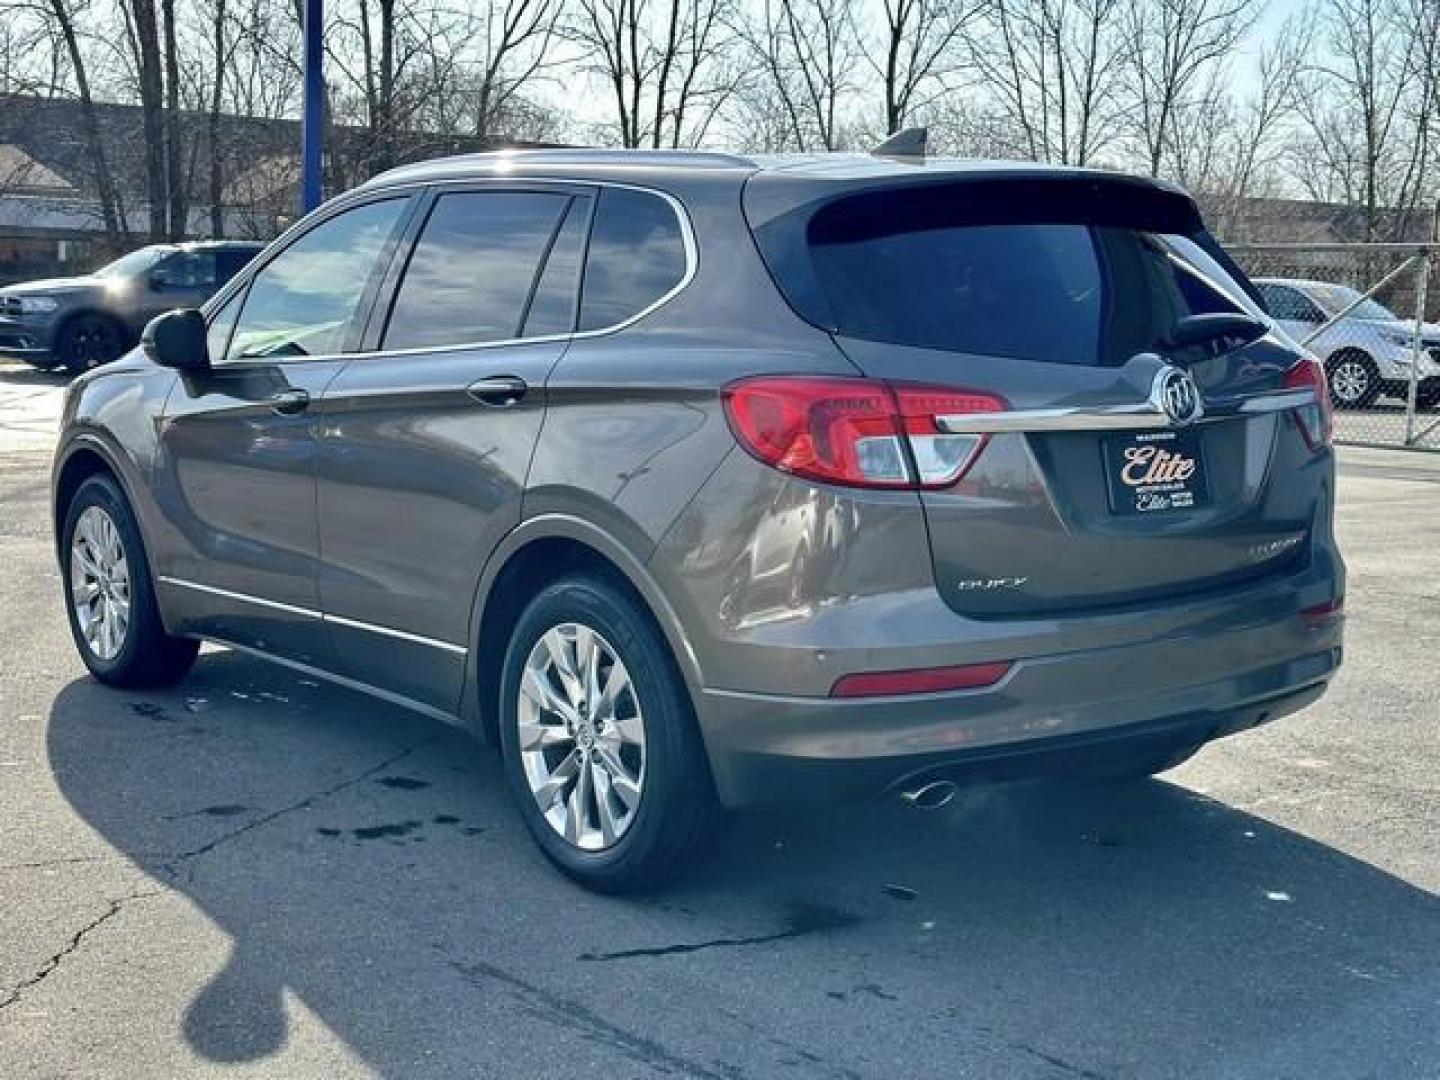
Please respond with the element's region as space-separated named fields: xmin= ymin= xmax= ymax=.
xmin=697 ymin=612 xmax=1342 ymax=807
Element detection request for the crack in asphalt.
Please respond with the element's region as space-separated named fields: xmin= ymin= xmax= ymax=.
xmin=0 ymin=889 xmax=160 ymax=1012
xmin=161 ymin=735 xmax=442 ymax=884
xmin=451 ymin=958 xmax=742 ymax=1079
xmin=1004 ymin=1041 xmax=1111 ymax=1080
xmin=576 ymin=901 xmax=861 ymax=963
xmin=0 ymin=737 xmax=443 ymax=1013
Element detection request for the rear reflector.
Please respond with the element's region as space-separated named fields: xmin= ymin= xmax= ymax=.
xmin=1301 ymin=597 xmax=1344 ymax=628
xmin=831 ymin=661 xmax=1013 ymax=698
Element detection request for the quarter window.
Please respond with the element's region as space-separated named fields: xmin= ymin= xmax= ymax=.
xmin=383 ymin=191 xmax=571 ymax=351
xmin=227 ymin=198 xmax=407 ymax=361
xmin=579 ymin=188 xmax=687 ymax=331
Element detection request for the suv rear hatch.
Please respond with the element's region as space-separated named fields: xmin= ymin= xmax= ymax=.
xmin=744 ymin=168 xmax=1328 ymax=618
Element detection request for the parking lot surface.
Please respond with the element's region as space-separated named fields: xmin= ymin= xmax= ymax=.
xmin=1 ymin=360 xmax=1437 ymax=1078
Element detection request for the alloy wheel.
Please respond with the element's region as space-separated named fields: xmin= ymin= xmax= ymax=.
xmin=1330 ymin=359 xmax=1372 ymax=405
xmin=516 ymin=622 xmax=646 ymax=851
xmin=70 ymin=505 xmax=131 ymax=661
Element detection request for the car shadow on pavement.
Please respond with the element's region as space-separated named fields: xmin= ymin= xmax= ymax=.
xmin=48 ymin=651 xmax=1440 ymax=1079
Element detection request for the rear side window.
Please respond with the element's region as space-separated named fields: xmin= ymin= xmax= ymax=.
xmin=753 ymin=180 xmax=1262 ymax=366
xmin=384 ymin=191 xmax=570 ymax=350
xmin=579 ymin=188 xmax=687 ymax=331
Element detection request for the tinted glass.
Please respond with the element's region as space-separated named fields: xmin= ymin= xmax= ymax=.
xmin=579 ymin=188 xmax=686 ymax=331
xmin=156 ymin=252 xmax=216 ymax=289
xmin=523 ymin=196 xmax=591 ymax=338
xmin=1260 ymin=284 xmax=1322 ymax=322
xmin=228 ymin=199 xmax=405 ymax=360
xmin=216 ymin=249 xmax=258 ymax=284
xmin=384 ymin=191 xmax=569 ymax=350
xmin=755 ymin=180 xmax=1261 ymax=366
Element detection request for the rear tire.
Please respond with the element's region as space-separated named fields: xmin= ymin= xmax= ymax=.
xmin=60 ymin=475 xmax=198 ymax=687
xmin=1325 ymin=351 xmax=1380 ymax=409
xmin=498 ymin=573 xmax=723 ymax=892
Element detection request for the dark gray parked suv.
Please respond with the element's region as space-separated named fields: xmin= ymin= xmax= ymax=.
xmin=0 ymin=241 xmax=261 ymax=372
xmin=51 ymin=150 xmax=1344 ymax=890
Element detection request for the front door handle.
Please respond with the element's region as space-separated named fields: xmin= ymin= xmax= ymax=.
xmin=467 ymin=375 xmax=528 ymax=408
xmin=269 ymin=388 xmax=311 ymax=415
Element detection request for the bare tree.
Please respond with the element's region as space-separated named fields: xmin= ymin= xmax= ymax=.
xmin=969 ymin=0 xmax=1128 ymax=165
xmin=1123 ymin=0 xmax=1259 ymax=177
xmin=571 ymin=0 xmax=738 ymax=148
xmin=870 ymin=0 xmax=977 ymax=134
xmin=1295 ymin=0 xmax=1440 ymax=239
xmin=732 ymin=0 xmax=863 ymax=151
xmin=45 ymin=0 xmax=126 ymax=243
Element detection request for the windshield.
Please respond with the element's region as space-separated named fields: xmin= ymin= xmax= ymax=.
xmin=1306 ymin=283 xmax=1397 ymax=322
xmin=93 ymin=246 xmax=173 ymax=279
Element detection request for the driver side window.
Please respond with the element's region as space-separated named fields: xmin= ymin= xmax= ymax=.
xmin=225 ymin=198 xmax=407 ymax=361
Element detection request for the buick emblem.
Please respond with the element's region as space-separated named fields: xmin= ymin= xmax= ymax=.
xmin=1152 ymin=366 xmax=1204 ymax=426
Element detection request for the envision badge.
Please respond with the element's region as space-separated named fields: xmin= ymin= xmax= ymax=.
xmin=1152 ymin=366 xmax=1205 ymax=426
xmin=956 ymin=577 xmax=1029 ymax=592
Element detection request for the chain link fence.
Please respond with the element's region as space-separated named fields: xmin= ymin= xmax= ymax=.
xmin=1228 ymin=243 xmax=1440 ymax=451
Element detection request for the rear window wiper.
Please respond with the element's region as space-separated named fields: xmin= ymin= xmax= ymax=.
xmin=1160 ymin=313 xmax=1267 ymax=356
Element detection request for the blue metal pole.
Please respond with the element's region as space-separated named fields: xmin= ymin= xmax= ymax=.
xmin=300 ymin=0 xmax=324 ymax=214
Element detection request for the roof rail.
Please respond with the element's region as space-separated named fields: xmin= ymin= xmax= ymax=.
xmin=871 ymin=127 xmax=927 ymax=160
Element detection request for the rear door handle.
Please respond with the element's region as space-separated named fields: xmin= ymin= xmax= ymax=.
xmin=467 ymin=375 xmax=528 ymax=408
xmin=269 ymin=388 xmax=311 ymax=415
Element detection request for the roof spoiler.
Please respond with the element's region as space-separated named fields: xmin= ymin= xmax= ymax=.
xmin=870 ymin=127 xmax=927 ymax=160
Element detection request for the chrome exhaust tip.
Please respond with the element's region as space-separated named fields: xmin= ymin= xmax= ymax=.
xmin=899 ymin=780 xmax=957 ymax=811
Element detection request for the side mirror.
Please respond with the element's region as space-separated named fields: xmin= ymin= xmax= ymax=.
xmin=141 ymin=309 xmax=209 ymax=371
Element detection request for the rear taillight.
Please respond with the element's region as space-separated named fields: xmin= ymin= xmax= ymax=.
xmin=722 ymin=376 xmax=1005 ymax=490
xmin=1284 ymin=356 xmax=1333 ymax=449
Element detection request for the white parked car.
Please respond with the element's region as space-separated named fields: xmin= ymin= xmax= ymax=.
xmin=1255 ymin=277 xmax=1440 ymax=409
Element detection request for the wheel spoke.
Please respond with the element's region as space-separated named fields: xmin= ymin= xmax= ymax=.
xmin=595 ymin=657 xmax=630 ymax=720
xmin=565 ymin=755 xmax=594 ymax=844
xmin=517 ymin=717 xmax=572 ymax=752
xmin=595 ymin=744 xmax=641 ymax=809
xmin=521 ymin=664 xmax=576 ymax=723
xmin=592 ymin=761 xmax=620 ymax=845
xmin=532 ymin=748 xmax=581 ymax=808
xmin=543 ymin=628 xmax=584 ymax=705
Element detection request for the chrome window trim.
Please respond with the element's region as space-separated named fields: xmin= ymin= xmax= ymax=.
xmin=935 ymin=389 xmax=1316 ymax=434
xmin=201 ymin=177 xmax=697 ymax=366
xmin=158 ymin=576 xmax=468 ymax=656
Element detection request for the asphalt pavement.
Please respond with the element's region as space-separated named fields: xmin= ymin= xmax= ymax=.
xmin=1 ymin=360 xmax=1437 ymax=1078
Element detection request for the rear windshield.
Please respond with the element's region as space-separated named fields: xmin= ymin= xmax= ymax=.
xmin=751 ymin=179 xmax=1262 ymax=366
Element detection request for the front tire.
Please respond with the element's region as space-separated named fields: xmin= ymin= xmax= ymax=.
xmin=57 ymin=313 xmax=127 ymax=373
xmin=61 ymin=475 xmax=198 ymax=687
xmin=498 ymin=573 xmax=722 ymax=892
